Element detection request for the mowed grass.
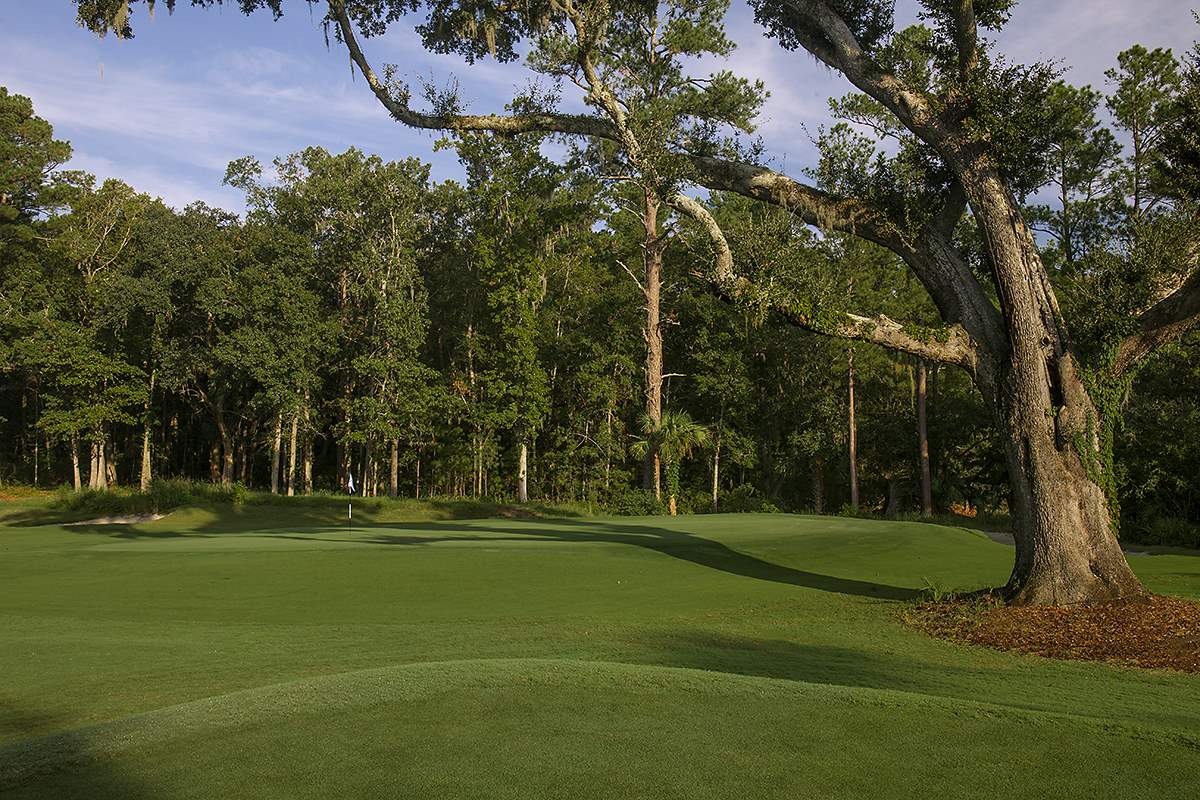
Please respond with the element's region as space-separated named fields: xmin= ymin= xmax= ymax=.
xmin=1 ymin=505 xmax=1198 ymax=799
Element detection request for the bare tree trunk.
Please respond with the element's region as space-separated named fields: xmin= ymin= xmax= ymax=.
xmin=848 ymin=345 xmax=859 ymax=508
xmin=139 ymin=369 xmax=154 ymax=491
xmin=286 ymin=413 xmax=298 ymax=497
xmin=89 ymin=434 xmax=108 ymax=491
xmin=70 ymin=435 xmax=81 ymax=492
xmin=212 ymin=403 xmax=234 ymax=486
xmin=302 ymin=441 xmax=313 ymax=496
xmin=711 ymin=437 xmax=721 ymax=512
xmin=270 ymin=413 xmax=282 ymax=494
xmin=518 ymin=441 xmax=529 ymax=503
xmin=209 ymin=441 xmax=221 ymax=484
xmin=415 ymin=457 xmax=421 ymax=500
xmin=302 ymin=398 xmax=312 ymax=495
xmin=390 ymin=438 xmax=399 ymax=498
xmin=917 ymin=361 xmax=933 ymax=517
xmin=642 ymin=190 xmax=665 ymax=498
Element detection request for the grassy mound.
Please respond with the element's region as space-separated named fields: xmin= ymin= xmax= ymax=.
xmin=1 ymin=512 xmax=1198 ymax=797
xmin=4 ymin=659 xmax=1197 ymax=800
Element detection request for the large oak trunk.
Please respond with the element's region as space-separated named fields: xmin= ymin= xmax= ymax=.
xmin=962 ymin=164 xmax=1145 ymax=605
xmin=996 ymin=369 xmax=1144 ymax=606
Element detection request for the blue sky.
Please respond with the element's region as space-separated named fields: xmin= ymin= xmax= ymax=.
xmin=1 ymin=1 xmax=1196 ymax=212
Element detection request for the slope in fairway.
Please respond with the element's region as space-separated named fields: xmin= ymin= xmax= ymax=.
xmin=1 ymin=511 xmax=1198 ymax=798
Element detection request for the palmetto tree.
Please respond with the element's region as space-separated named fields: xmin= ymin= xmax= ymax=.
xmin=631 ymin=410 xmax=710 ymax=516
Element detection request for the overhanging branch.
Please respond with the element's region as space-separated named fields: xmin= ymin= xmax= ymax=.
xmin=328 ymin=0 xmax=619 ymax=141
xmin=669 ymin=193 xmax=978 ymax=369
xmin=1110 ymin=267 xmax=1200 ymax=377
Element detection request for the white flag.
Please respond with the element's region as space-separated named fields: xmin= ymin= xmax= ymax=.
xmin=347 ymin=472 xmax=356 ymax=493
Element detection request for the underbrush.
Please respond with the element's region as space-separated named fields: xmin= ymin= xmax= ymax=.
xmin=37 ymin=480 xmax=593 ymax=522
xmin=1122 ymin=517 xmax=1200 ymax=549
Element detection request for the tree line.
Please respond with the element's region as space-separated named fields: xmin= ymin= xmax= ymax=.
xmin=3 ymin=0 xmax=1200 ymax=605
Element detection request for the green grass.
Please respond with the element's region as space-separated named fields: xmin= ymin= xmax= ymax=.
xmin=1 ymin=504 xmax=1198 ymax=798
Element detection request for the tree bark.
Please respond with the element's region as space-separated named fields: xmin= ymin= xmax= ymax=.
xmin=962 ymin=165 xmax=1145 ymax=605
xmin=917 ymin=361 xmax=933 ymax=517
xmin=70 ymin=435 xmax=81 ymax=492
xmin=518 ymin=441 xmax=529 ymax=503
xmin=89 ymin=434 xmax=108 ymax=491
xmin=270 ymin=412 xmax=282 ymax=494
xmin=847 ymin=346 xmax=859 ymax=508
xmin=286 ymin=413 xmax=298 ymax=497
xmin=390 ymin=438 xmax=399 ymax=498
xmin=642 ymin=190 xmax=665 ymax=498
xmin=711 ymin=436 xmax=721 ymax=512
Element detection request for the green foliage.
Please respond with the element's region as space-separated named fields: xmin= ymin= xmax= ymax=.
xmin=717 ymin=483 xmax=781 ymax=514
xmin=608 ymin=486 xmax=666 ymax=516
xmin=631 ymin=409 xmax=709 ymax=510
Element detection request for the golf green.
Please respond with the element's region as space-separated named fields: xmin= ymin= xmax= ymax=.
xmin=2 ymin=510 xmax=1198 ymax=798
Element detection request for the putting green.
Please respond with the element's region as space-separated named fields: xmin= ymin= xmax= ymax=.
xmin=1 ymin=510 xmax=1198 ymax=798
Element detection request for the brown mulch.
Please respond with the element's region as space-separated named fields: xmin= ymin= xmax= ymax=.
xmin=905 ymin=594 xmax=1200 ymax=673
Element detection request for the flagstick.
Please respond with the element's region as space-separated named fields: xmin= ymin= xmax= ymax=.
xmin=348 ymin=501 xmax=352 ymax=536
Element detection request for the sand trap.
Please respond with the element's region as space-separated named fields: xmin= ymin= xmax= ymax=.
xmin=65 ymin=513 xmax=167 ymax=526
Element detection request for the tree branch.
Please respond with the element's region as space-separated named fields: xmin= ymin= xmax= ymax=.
xmin=669 ymin=193 xmax=978 ymax=369
xmin=1110 ymin=267 xmax=1200 ymax=377
xmin=778 ymin=1 xmax=943 ymax=144
xmin=328 ymin=0 xmax=619 ymax=141
xmin=952 ymin=0 xmax=979 ymax=76
xmin=692 ymin=157 xmax=1006 ymax=355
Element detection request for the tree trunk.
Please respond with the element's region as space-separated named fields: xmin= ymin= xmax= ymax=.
xmin=286 ymin=413 xmax=298 ymax=497
xmin=642 ymin=190 xmax=665 ymax=497
xmin=847 ymin=345 xmax=859 ymax=508
xmin=89 ymin=434 xmax=108 ymax=491
xmin=916 ymin=361 xmax=933 ymax=517
xmin=518 ymin=441 xmax=528 ymax=503
xmin=390 ymin=438 xmax=399 ymax=498
xmin=211 ymin=401 xmax=234 ymax=486
xmin=140 ymin=424 xmax=152 ymax=492
xmin=70 ymin=435 xmax=81 ymax=492
xmin=884 ymin=477 xmax=901 ymax=518
xmin=270 ymin=413 xmax=282 ymax=494
xmin=139 ymin=368 xmax=155 ymax=492
xmin=711 ymin=437 xmax=721 ymax=511
xmin=961 ymin=164 xmax=1145 ymax=605
xmin=302 ymin=399 xmax=313 ymax=495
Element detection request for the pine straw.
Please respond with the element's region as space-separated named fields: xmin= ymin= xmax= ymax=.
xmin=905 ymin=593 xmax=1200 ymax=673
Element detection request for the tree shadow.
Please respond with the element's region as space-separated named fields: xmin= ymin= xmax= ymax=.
xmin=0 ymin=700 xmax=152 ymax=800
xmin=628 ymin=629 xmax=959 ymax=695
xmin=43 ymin=511 xmax=917 ymax=600
xmin=289 ymin=517 xmax=919 ymax=600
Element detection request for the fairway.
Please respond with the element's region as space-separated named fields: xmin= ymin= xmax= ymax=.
xmin=1 ymin=511 xmax=1198 ymax=798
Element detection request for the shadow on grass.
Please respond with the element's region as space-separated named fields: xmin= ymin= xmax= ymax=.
xmin=0 ymin=700 xmax=151 ymax=800
xmin=51 ymin=513 xmax=915 ymax=600
xmin=632 ymin=629 xmax=951 ymax=694
xmin=294 ymin=518 xmax=916 ymax=601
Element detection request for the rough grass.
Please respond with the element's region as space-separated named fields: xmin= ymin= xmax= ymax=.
xmin=1 ymin=506 xmax=1198 ymax=798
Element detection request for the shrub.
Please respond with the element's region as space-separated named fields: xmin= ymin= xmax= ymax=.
xmin=609 ymin=487 xmax=665 ymax=516
xmin=718 ymin=485 xmax=781 ymax=514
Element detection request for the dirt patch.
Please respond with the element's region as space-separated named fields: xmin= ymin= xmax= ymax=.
xmin=905 ymin=594 xmax=1200 ymax=673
